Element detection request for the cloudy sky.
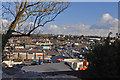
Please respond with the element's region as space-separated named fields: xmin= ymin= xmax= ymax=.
xmin=42 ymin=2 xmax=118 ymax=37
xmin=1 ymin=2 xmax=118 ymax=37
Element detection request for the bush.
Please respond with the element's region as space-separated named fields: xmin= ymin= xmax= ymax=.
xmin=85 ymin=38 xmax=120 ymax=77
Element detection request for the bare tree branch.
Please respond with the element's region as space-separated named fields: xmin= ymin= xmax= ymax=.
xmin=27 ymin=3 xmax=69 ymax=35
xmin=19 ymin=1 xmax=25 ymax=12
xmin=26 ymin=2 xmax=41 ymax=8
xmin=2 ymin=2 xmax=70 ymax=50
xmin=17 ymin=15 xmax=30 ymax=24
xmin=2 ymin=5 xmax=15 ymax=18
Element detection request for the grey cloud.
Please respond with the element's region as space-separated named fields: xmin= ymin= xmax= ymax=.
xmin=43 ymin=13 xmax=118 ymax=37
xmin=91 ymin=13 xmax=118 ymax=29
xmin=1 ymin=13 xmax=118 ymax=37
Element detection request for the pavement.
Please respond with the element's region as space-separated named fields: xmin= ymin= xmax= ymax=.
xmin=2 ymin=64 xmax=79 ymax=79
xmin=21 ymin=62 xmax=72 ymax=72
xmin=46 ymin=74 xmax=78 ymax=78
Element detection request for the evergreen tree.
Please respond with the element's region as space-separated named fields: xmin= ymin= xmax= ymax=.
xmin=85 ymin=36 xmax=120 ymax=77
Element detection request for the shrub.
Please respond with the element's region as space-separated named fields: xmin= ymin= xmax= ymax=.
xmin=85 ymin=38 xmax=120 ymax=77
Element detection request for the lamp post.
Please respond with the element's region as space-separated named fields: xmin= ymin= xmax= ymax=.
xmin=43 ymin=50 xmax=45 ymax=63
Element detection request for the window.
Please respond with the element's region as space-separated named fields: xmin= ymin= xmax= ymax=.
xmin=29 ymin=53 xmax=33 ymax=54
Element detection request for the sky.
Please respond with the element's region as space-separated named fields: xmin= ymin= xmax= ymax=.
xmin=1 ymin=2 xmax=119 ymax=37
xmin=43 ymin=2 xmax=118 ymax=37
xmin=49 ymin=2 xmax=118 ymax=25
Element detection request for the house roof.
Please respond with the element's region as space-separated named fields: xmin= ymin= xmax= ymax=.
xmin=44 ymin=50 xmax=61 ymax=56
xmin=11 ymin=49 xmax=43 ymax=53
xmin=21 ymin=62 xmax=72 ymax=72
xmin=51 ymin=55 xmax=69 ymax=63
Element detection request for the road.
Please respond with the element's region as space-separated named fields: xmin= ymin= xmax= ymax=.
xmin=59 ymin=47 xmax=83 ymax=59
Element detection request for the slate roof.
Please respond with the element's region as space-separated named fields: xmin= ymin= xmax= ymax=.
xmin=21 ymin=62 xmax=72 ymax=72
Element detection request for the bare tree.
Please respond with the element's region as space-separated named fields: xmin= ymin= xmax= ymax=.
xmin=2 ymin=1 xmax=69 ymax=51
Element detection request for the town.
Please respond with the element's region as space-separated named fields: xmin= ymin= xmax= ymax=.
xmin=2 ymin=32 xmax=119 ymax=78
